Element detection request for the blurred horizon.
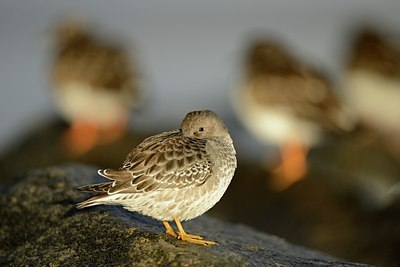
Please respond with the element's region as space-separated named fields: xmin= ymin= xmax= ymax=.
xmin=1 ymin=0 xmax=400 ymax=154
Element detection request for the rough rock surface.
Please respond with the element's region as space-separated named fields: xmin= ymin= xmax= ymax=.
xmin=0 ymin=164 xmax=372 ymax=266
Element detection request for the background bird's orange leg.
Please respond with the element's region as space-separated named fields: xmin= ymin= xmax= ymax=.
xmin=174 ymin=217 xmax=215 ymax=246
xmin=271 ymin=140 xmax=309 ymax=191
xmin=63 ymin=120 xmax=99 ymax=155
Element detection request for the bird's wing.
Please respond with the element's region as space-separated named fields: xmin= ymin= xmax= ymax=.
xmin=98 ymin=130 xmax=212 ymax=194
xmin=252 ymin=68 xmax=349 ymax=130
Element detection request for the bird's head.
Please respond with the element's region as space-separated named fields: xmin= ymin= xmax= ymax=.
xmin=181 ymin=110 xmax=230 ymax=140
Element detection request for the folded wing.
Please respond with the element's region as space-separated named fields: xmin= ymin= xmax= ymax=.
xmin=96 ymin=131 xmax=212 ymax=195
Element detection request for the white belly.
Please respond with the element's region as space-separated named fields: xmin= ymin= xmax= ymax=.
xmin=102 ymin=171 xmax=234 ymax=222
xmin=346 ymin=70 xmax=400 ymax=134
xmin=53 ymin=82 xmax=128 ymax=127
xmin=232 ymin=86 xmax=322 ymax=147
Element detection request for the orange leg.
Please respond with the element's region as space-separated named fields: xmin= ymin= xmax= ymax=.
xmin=63 ymin=120 xmax=99 ymax=155
xmin=270 ymin=141 xmax=309 ymax=191
xmin=173 ymin=217 xmax=216 ymax=246
xmin=163 ymin=221 xmax=178 ymax=238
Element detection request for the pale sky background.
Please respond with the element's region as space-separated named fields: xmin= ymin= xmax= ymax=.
xmin=1 ymin=0 xmax=399 ymax=155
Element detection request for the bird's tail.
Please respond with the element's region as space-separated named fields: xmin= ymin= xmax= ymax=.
xmin=75 ymin=181 xmax=113 ymax=209
xmin=76 ymin=181 xmax=113 ymax=193
xmin=75 ymin=194 xmax=105 ymax=209
xmin=97 ymin=168 xmax=132 ymax=181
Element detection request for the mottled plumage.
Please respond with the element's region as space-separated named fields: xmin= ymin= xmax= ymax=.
xmin=51 ymin=20 xmax=140 ymax=125
xmin=76 ymin=110 xmax=236 ymax=245
xmin=234 ymin=41 xmax=354 ymax=146
xmin=347 ymin=30 xmax=400 ymax=76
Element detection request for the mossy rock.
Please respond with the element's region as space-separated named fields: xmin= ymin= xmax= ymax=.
xmin=0 ymin=164 xmax=371 ymax=266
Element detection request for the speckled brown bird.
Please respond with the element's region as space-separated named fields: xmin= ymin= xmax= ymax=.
xmin=345 ymin=29 xmax=400 ymax=148
xmin=51 ymin=20 xmax=141 ymax=154
xmin=233 ymin=40 xmax=355 ymax=190
xmin=76 ymin=110 xmax=237 ymax=245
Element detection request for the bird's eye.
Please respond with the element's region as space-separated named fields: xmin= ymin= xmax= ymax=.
xmin=198 ymin=127 xmax=204 ymax=132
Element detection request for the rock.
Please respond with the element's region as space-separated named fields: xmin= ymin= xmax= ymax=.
xmin=0 ymin=164 xmax=371 ymax=266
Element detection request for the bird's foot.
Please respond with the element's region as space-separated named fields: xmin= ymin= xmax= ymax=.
xmin=165 ymin=229 xmax=178 ymax=238
xmin=163 ymin=221 xmax=178 ymax=238
xmin=178 ymin=232 xmax=216 ymax=246
xmin=186 ymin=234 xmax=204 ymax=240
xmin=172 ymin=217 xmax=216 ymax=246
xmin=178 ymin=233 xmax=204 ymax=240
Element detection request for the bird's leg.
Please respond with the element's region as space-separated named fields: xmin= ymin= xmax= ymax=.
xmin=173 ymin=217 xmax=216 ymax=246
xmin=173 ymin=218 xmax=203 ymax=240
xmin=63 ymin=120 xmax=99 ymax=155
xmin=163 ymin=221 xmax=178 ymax=238
xmin=271 ymin=141 xmax=308 ymax=191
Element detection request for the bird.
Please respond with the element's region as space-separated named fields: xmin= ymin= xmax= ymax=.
xmin=50 ymin=19 xmax=141 ymax=155
xmin=345 ymin=29 xmax=400 ymax=152
xmin=232 ymin=40 xmax=355 ymax=190
xmin=76 ymin=110 xmax=237 ymax=246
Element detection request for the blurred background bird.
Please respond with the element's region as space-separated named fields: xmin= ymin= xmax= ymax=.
xmin=344 ymin=29 xmax=400 ymax=155
xmin=232 ymin=40 xmax=356 ymax=190
xmin=50 ymin=18 xmax=142 ymax=155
